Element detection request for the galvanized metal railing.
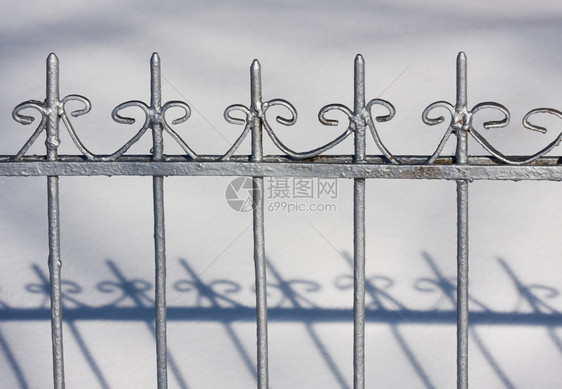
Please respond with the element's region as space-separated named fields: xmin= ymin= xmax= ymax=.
xmin=2 ymin=51 xmax=562 ymax=389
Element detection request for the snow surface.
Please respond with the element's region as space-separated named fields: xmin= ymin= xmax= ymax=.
xmin=1 ymin=0 xmax=562 ymax=388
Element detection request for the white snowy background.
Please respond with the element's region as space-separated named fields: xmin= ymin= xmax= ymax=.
xmin=0 ymin=0 xmax=561 ymax=388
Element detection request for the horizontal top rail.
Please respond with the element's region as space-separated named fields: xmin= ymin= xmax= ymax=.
xmin=1 ymin=155 xmax=562 ymax=180
xmin=5 ymin=52 xmax=562 ymax=176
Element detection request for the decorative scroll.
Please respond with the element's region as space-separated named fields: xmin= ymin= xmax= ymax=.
xmin=221 ymin=55 xmax=397 ymax=162
xmin=422 ymin=98 xmax=510 ymax=164
xmin=422 ymin=52 xmax=562 ymax=165
xmin=108 ymin=53 xmax=196 ymax=161
xmin=10 ymin=52 xmax=562 ymax=165
xmin=220 ymin=59 xmax=337 ymax=160
xmin=318 ymin=97 xmax=397 ymax=163
xmin=12 ymin=54 xmax=94 ymax=160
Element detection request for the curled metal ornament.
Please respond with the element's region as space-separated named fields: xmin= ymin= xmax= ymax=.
xmin=221 ymin=55 xmax=397 ymax=161
xmin=108 ymin=99 xmax=194 ymax=160
xmin=10 ymin=52 xmax=562 ymax=165
xmin=317 ymin=98 xmax=398 ymax=163
xmin=364 ymin=98 xmax=398 ymax=163
xmin=221 ymin=97 xmax=319 ymax=160
xmin=221 ymin=94 xmax=341 ymax=160
xmin=12 ymin=54 xmax=94 ymax=160
xmin=262 ymin=98 xmax=353 ymax=159
xmin=520 ymin=108 xmax=562 ymax=163
xmin=107 ymin=53 xmax=196 ymax=161
xmin=423 ymin=52 xmax=562 ymax=165
xmin=422 ymin=100 xmax=511 ymax=164
xmin=221 ymin=96 xmax=362 ymax=160
xmin=317 ymin=55 xmax=398 ymax=163
xmin=12 ymin=101 xmax=48 ymax=159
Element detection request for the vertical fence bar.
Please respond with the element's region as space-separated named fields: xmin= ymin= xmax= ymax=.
xmin=250 ymin=59 xmax=269 ymax=389
xmin=154 ymin=173 xmax=167 ymax=389
xmin=48 ymin=176 xmax=64 ymax=389
xmin=353 ymin=54 xmax=367 ymax=389
xmin=150 ymin=53 xmax=168 ymax=389
xmin=456 ymin=179 xmax=469 ymax=389
xmin=455 ymin=52 xmax=469 ymax=389
xmin=45 ymin=53 xmax=65 ymax=389
xmin=353 ymin=178 xmax=366 ymax=389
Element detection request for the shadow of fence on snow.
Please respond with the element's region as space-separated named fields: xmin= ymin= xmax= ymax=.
xmin=0 ymin=253 xmax=560 ymax=388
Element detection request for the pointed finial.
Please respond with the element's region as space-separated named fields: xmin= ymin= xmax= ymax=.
xmin=455 ymin=52 xmax=468 ymax=164
xmin=456 ymin=51 xmax=467 ymax=109
xmin=353 ymin=54 xmax=367 ymax=162
xmin=150 ymin=52 xmax=161 ymax=108
xmin=45 ymin=53 xmax=60 ymax=160
xmin=251 ymin=59 xmax=261 ymax=71
xmin=249 ymin=59 xmax=263 ymax=161
xmin=47 ymin=53 xmax=58 ymax=66
xmin=151 ymin=52 xmax=160 ymax=66
xmin=250 ymin=59 xmax=262 ymax=109
xmin=354 ymin=54 xmax=365 ymax=114
xmin=46 ymin=53 xmax=60 ymax=107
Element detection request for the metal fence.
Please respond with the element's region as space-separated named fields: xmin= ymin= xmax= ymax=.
xmin=1 ymin=51 xmax=561 ymax=389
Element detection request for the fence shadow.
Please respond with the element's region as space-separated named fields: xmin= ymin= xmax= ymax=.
xmin=0 ymin=254 xmax=560 ymax=388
